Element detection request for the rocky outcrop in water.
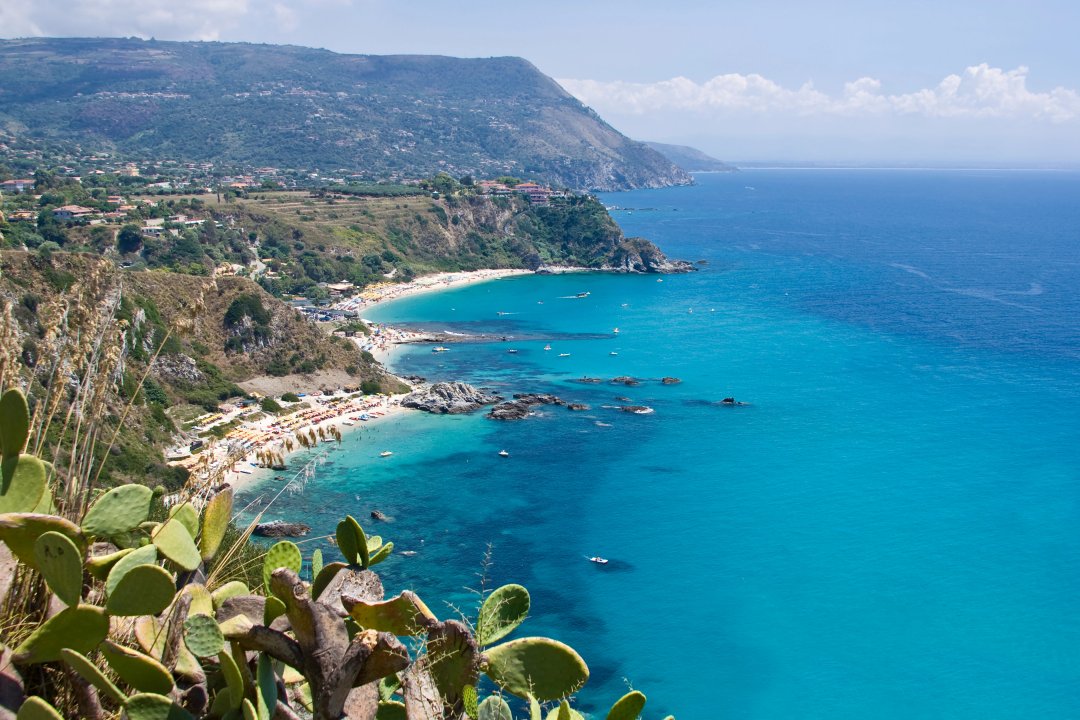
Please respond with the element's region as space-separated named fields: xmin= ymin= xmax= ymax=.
xmin=253 ymin=520 xmax=311 ymax=538
xmin=488 ymin=393 xmax=567 ymax=420
xmin=401 ymin=382 xmax=499 ymax=414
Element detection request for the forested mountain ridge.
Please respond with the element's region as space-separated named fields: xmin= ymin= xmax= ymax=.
xmin=0 ymin=37 xmax=690 ymax=191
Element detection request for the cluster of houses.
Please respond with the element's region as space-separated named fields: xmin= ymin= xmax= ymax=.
xmin=474 ymin=180 xmax=568 ymax=206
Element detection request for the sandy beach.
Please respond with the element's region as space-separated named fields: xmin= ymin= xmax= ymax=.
xmin=172 ymin=267 xmax=552 ymax=497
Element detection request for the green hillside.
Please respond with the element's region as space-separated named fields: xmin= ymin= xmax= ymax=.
xmin=0 ymin=37 xmax=691 ymax=191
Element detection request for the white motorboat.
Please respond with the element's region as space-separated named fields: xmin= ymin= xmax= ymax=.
xmin=498 ymin=450 xmax=510 ymax=457
xmin=379 ymin=451 xmax=393 ymax=457
xmin=587 ymin=556 xmax=609 ymax=565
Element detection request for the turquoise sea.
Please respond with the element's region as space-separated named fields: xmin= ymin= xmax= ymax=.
xmin=241 ymin=170 xmax=1080 ymax=719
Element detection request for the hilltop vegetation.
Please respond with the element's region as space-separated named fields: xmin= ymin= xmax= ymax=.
xmin=0 ymin=174 xmax=692 ymax=306
xmin=0 ymin=252 xmax=400 ymax=489
xmin=0 ymin=37 xmax=690 ymax=191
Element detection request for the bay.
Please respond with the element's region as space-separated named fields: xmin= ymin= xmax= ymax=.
xmin=242 ymin=170 xmax=1080 ymax=719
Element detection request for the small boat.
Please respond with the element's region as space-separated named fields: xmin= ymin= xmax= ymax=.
xmin=401 ymin=550 xmax=418 ymax=557
xmin=610 ymin=352 xmax=618 ymax=356
xmin=587 ymin=556 xmax=609 ymax=565
xmin=575 ymin=292 xmax=590 ymax=298
xmin=498 ymin=450 xmax=510 ymax=457
xmin=544 ymin=344 xmax=552 ymax=351
xmin=432 ymin=346 xmax=449 ymax=353
xmin=507 ymin=349 xmax=518 ymax=354
xmin=613 ymin=327 xmax=619 ymax=334
xmin=379 ymin=451 xmax=393 ymax=457
xmin=558 ymin=353 xmax=571 ymax=357
xmin=342 ymin=420 xmax=355 ymax=426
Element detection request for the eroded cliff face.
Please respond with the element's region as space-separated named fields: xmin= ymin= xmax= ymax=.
xmin=430 ymin=195 xmax=693 ymax=273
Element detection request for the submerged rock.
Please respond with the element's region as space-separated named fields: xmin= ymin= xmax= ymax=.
xmin=567 ymin=403 xmax=591 ymax=411
xmin=253 ymin=520 xmax=311 ymax=538
xmin=661 ymin=377 xmax=682 ymax=384
xmin=619 ymin=405 xmax=655 ymax=414
xmin=611 ymin=376 xmax=641 ymax=386
xmin=401 ymin=381 xmax=499 ymax=414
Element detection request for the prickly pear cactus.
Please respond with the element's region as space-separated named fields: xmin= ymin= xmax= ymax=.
xmin=462 ymin=685 xmax=479 ymax=720
xmin=545 ymin=701 xmax=585 ymax=720
xmin=199 ymin=487 xmax=233 ymax=562
xmin=105 ymin=563 xmax=175 ymax=617
xmin=483 ymin=637 xmax=589 ymax=702
xmin=105 ymin=542 xmax=157 ymax=596
xmin=13 ymin=605 xmax=109 ymax=664
xmin=477 ymin=584 xmax=530 ymax=646
xmin=15 ymin=696 xmax=63 ymax=720
xmin=348 ymin=591 xmax=435 ymax=636
xmin=124 ymin=692 xmax=196 ymax=720
xmin=33 ymin=530 xmax=83 ymax=606
xmin=183 ymin=613 xmax=225 ymax=657
xmin=336 ymin=515 xmax=368 ymax=568
xmin=151 ymin=516 xmax=201 ymax=571
xmin=60 ymin=648 xmax=126 ymax=704
xmin=606 ymin=690 xmax=647 ymax=720
xmin=478 ymin=696 xmax=513 ymax=720
xmin=101 ymin=640 xmax=175 ymax=695
xmin=168 ymin=501 xmax=200 ymax=539
xmin=369 ymin=541 xmax=394 ymax=567
xmin=0 ymin=387 xmax=29 ymax=463
xmin=0 ymin=456 xmax=48 ymax=514
xmin=81 ymin=483 xmax=153 ymax=538
xmin=311 ymin=547 xmax=323 ymax=579
xmin=262 ymin=539 xmax=302 ymax=590
xmin=0 ymin=513 xmax=83 ymax=570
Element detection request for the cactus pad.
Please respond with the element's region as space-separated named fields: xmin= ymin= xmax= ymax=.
xmin=0 ymin=388 xmax=29 ymax=463
xmin=366 ymin=535 xmax=383 ymax=553
xmin=368 ymin=541 xmax=394 ymax=567
xmin=13 ymin=604 xmax=108 ymax=664
xmin=256 ymin=653 xmax=278 ymax=720
xmin=529 ymin=694 xmax=543 ymax=720
xmin=86 ymin=546 xmax=134 ymax=581
xmin=311 ymin=561 xmax=346 ymax=600
xmin=168 ymin=502 xmax=200 ymax=539
xmin=33 ymin=531 xmax=83 ymax=606
xmin=15 ymin=696 xmax=63 ymax=720
xmin=606 ymin=690 xmax=646 ymax=720
xmin=0 ymin=512 xmax=83 ymax=570
xmin=151 ymin=517 xmax=201 ymax=571
xmin=336 ymin=515 xmax=369 ymax=567
xmin=60 ymin=648 xmax=126 ymax=704
xmin=180 ymin=582 xmax=214 ymax=617
xmin=262 ymin=540 xmax=302 ymax=591
xmin=210 ymin=580 xmax=249 ymax=608
xmin=477 ymin=584 xmax=530 ymax=646
xmin=183 ymin=613 xmax=225 ymax=657
xmin=311 ymin=548 xmax=323 ymax=579
xmin=218 ymin=650 xmax=245 ymax=712
xmin=81 ymin=484 xmax=153 ymax=538
xmin=483 ymin=637 xmax=589 ymax=702
xmin=478 ymin=696 xmax=513 ymax=720
xmin=124 ymin=693 xmax=195 ymax=720
xmin=545 ymin=701 xmax=585 ymax=720
xmin=375 ymin=701 xmax=408 ymax=720
xmin=348 ymin=591 xmax=436 ymax=636
xmin=105 ymin=543 xmax=158 ymax=597
xmin=101 ymin=640 xmax=175 ymax=695
xmin=0 ymin=455 xmax=47 ymax=514
xmin=106 ymin=563 xmax=176 ymax=617
xmin=263 ymin=595 xmax=286 ymax=625
xmin=379 ymin=674 xmax=401 ymax=702
xmin=199 ymin=487 xmax=233 ymax=562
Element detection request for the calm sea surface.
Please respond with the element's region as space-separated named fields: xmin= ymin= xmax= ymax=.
xmin=241 ymin=170 xmax=1080 ymax=719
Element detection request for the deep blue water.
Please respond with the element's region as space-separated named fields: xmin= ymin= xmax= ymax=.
xmin=241 ymin=171 xmax=1080 ymax=719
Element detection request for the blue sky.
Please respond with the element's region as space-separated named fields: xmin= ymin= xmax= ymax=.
xmin=3 ymin=0 xmax=1079 ymax=164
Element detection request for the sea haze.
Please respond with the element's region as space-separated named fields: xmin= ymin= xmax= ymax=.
xmin=241 ymin=170 xmax=1080 ymax=719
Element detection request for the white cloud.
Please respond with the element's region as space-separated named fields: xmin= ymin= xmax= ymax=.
xmin=1 ymin=1 xmax=251 ymax=41
xmin=559 ymin=65 xmax=1080 ymax=123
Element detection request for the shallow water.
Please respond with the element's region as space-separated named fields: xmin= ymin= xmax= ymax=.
xmin=241 ymin=170 xmax=1080 ymax=719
